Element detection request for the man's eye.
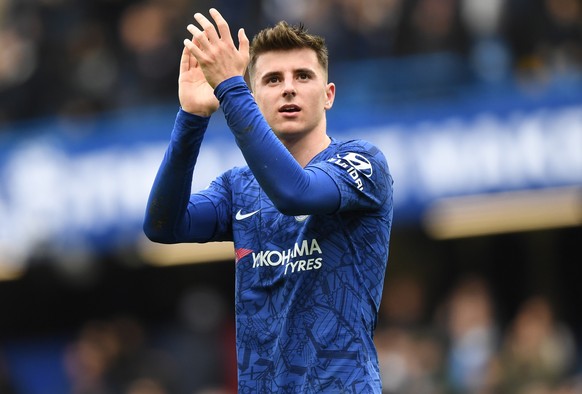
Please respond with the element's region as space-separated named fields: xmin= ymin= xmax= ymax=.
xmin=298 ymin=73 xmax=309 ymax=80
xmin=268 ymin=77 xmax=279 ymax=83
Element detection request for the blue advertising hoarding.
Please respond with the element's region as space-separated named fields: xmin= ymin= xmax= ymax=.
xmin=1 ymin=85 xmax=581 ymax=270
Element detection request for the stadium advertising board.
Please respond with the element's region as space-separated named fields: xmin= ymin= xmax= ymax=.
xmin=0 ymin=101 xmax=581 ymax=269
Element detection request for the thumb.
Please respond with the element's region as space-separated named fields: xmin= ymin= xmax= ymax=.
xmin=238 ymin=28 xmax=250 ymax=63
xmin=180 ymin=46 xmax=191 ymax=75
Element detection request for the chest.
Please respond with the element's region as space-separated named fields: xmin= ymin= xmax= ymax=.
xmin=231 ymin=182 xmax=312 ymax=251
xmin=230 ymin=179 xmax=327 ymax=285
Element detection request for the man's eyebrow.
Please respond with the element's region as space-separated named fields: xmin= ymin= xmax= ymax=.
xmin=295 ymin=68 xmax=316 ymax=76
xmin=260 ymin=71 xmax=282 ymax=80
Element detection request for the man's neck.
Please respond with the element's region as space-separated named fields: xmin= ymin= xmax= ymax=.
xmin=282 ymin=132 xmax=332 ymax=167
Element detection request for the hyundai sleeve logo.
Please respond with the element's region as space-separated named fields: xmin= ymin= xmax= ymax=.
xmin=341 ymin=152 xmax=373 ymax=177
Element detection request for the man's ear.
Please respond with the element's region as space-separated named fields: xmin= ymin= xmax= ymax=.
xmin=324 ymin=82 xmax=336 ymax=110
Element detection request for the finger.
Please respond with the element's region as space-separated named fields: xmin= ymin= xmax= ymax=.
xmin=184 ymin=38 xmax=203 ymax=60
xmin=186 ymin=24 xmax=209 ymax=50
xmin=194 ymin=12 xmax=220 ymax=42
xmin=238 ymin=28 xmax=250 ymax=62
xmin=209 ymin=8 xmax=233 ymax=45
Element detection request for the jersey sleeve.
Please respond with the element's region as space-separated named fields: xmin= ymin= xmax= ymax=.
xmin=309 ymin=140 xmax=393 ymax=213
xmin=190 ymin=170 xmax=235 ymax=242
xmin=143 ymin=109 xmax=227 ymax=243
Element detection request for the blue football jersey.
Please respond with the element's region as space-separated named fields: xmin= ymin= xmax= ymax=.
xmin=200 ymin=138 xmax=393 ymax=393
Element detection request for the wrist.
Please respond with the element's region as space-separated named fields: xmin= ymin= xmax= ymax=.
xmin=214 ymin=76 xmax=248 ymax=101
xmin=177 ymin=107 xmax=212 ymax=125
xmin=179 ymin=106 xmax=214 ymax=118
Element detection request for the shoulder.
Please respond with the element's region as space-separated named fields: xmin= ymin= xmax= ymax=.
xmin=315 ymin=138 xmax=393 ymax=211
xmin=329 ymin=138 xmax=387 ymax=159
xmin=213 ymin=165 xmax=255 ymax=189
xmin=325 ymin=138 xmax=390 ymax=172
xmin=205 ymin=165 xmax=256 ymax=202
xmin=220 ymin=165 xmax=253 ymax=179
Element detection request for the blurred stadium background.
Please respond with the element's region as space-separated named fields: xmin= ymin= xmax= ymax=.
xmin=1 ymin=0 xmax=582 ymax=393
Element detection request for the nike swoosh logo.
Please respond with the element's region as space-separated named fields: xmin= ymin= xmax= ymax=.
xmin=235 ymin=209 xmax=260 ymax=220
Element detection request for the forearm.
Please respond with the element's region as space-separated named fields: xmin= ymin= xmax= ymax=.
xmin=143 ymin=109 xmax=216 ymax=243
xmin=215 ymin=77 xmax=339 ymax=215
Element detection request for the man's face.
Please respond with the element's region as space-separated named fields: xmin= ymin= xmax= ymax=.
xmin=251 ymin=48 xmax=335 ymax=140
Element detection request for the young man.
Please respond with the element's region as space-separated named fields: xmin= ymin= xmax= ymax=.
xmin=144 ymin=8 xmax=394 ymax=393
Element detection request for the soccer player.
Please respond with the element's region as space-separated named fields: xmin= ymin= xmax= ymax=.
xmin=144 ymin=8 xmax=394 ymax=393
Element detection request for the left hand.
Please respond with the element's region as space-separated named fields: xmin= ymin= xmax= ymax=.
xmin=178 ymin=46 xmax=219 ymax=116
xmin=184 ymin=8 xmax=250 ymax=89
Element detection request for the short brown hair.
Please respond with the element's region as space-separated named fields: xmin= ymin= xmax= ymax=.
xmin=247 ymin=21 xmax=329 ymax=84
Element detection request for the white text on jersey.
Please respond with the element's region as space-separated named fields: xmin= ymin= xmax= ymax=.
xmin=328 ymin=152 xmax=373 ymax=191
xmin=251 ymin=239 xmax=323 ymax=275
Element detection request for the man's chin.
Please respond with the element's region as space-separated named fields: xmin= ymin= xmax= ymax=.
xmin=274 ymin=128 xmax=306 ymax=141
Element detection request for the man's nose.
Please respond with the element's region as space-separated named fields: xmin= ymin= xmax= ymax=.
xmin=282 ymin=81 xmax=296 ymax=97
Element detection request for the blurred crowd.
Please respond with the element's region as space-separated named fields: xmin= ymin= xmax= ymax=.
xmin=375 ymin=274 xmax=581 ymax=394
xmin=0 ymin=0 xmax=581 ymax=126
xmin=0 ymin=285 xmax=239 ymax=394
xmin=1 ymin=274 xmax=581 ymax=393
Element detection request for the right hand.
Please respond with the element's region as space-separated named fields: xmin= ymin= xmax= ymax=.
xmin=178 ymin=45 xmax=220 ymax=117
xmin=184 ymin=8 xmax=249 ymax=89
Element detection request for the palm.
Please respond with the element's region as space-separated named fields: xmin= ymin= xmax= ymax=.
xmin=178 ymin=46 xmax=219 ymax=116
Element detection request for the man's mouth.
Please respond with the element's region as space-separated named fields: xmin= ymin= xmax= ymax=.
xmin=279 ymin=104 xmax=301 ymax=113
